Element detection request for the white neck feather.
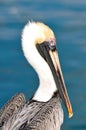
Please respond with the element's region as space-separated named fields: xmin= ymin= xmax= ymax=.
xmin=22 ymin=22 xmax=57 ymax=102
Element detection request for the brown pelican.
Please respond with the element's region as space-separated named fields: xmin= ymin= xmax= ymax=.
xmin=0 ymin=21 xmax=73 ymax=130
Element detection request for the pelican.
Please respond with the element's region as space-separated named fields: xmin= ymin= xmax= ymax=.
xmin=0 ymin=21 xmax=73 ymax=130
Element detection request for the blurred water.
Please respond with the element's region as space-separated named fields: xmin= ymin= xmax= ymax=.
xmin=0 ymin=0 xmax=86 ymax=130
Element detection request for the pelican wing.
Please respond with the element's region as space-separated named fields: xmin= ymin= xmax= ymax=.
xmin=0 ymin=93 xmax=26 ymax=127
xmin=2 ymin=93 xmax=63 ymax=130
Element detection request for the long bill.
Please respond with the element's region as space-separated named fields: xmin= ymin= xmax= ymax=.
xmin=48 ymin=50 xmax=73 ymax=118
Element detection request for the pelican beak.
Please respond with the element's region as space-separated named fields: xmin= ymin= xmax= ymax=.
xmin=49 ymin=49 xmax=73 ymax=118
xmin=36 ymin=41 xmax=73 ymax=118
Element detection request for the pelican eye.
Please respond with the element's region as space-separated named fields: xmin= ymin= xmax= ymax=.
xmin=45 ymin=39 xmax=56 ymax=51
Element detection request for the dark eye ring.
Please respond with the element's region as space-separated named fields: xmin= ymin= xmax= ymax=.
xmin=44 ymin=38 xmax=56 ymax=51
xmin=48 ymin=38 xmax=56 ymax=51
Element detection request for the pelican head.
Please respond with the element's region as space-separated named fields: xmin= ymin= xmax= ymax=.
xmin=22 ymin=21 xmax=73 ymax=118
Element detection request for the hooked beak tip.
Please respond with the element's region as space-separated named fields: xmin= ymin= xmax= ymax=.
xmin=67 ymin=104 xmax=73 ymax=118
xmin=69 ymin=112 xmax=73 ymax=118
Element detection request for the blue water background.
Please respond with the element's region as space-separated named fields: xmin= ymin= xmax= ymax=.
xmin=0 ymin=0 xmax=86 ymax=130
